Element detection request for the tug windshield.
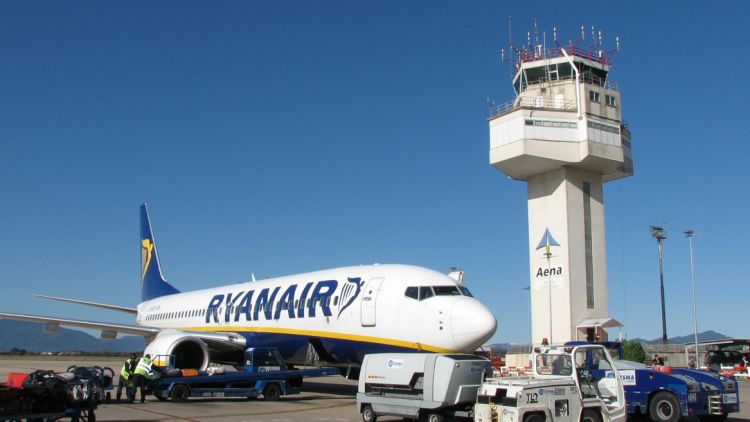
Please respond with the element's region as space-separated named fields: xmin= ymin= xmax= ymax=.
xmin=536 ymin=354 xmax=573 ymax=376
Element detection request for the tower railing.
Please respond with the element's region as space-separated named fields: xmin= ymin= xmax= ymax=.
xmin=489 ymin=96 xmax=577 ymax=119
xmin=516 ymin=43 xmax=611 ymax=66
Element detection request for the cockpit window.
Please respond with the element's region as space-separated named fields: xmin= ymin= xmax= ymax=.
xmin=433 ymin=286 xmax=461 ymax=296
xmin=458 ymin=286 xmax=473 ymax=297
xmin=418 ymin=286 xmax=434 ymax=300
xmin=404 ymin=286 xmax=418 ymax=300
xmin=407 ymin=285 xmax=473 ymax=301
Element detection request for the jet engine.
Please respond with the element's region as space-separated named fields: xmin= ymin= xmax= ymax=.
xmin=143 ymin=329 xmax=248 ymax=370
xmin=144 ymin=330 xmax=210 ymax=370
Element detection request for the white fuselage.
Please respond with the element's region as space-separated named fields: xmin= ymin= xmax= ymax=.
xmin=137 ymin=264 xmax=496 ymax=365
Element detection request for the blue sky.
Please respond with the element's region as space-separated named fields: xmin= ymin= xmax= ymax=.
xmin=1 ymin=1 xmax=748 ymax=345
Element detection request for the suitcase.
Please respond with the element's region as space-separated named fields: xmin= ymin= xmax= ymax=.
xmin=6 ymin=373 xmax=28 ymax=389
xmin=179 ymin=369 xmax=199 ymax=377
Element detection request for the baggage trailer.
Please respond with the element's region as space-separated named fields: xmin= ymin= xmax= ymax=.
xmin=152 ymin=347 xmax=336 ymax=402
xmin=356 ymin=353 xmax=491 ymax=422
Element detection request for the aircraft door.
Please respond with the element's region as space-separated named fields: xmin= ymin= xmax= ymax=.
xmin=360 ymin=277 xmax=384 ymax=327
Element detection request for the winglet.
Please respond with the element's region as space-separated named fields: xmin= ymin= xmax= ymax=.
xmin=140 ymin=204 xmax=180 ymax=301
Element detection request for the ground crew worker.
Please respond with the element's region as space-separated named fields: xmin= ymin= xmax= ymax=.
xmin=130 ymin=354 xmax=154 ymax=403
xmin=116 ymin=353 xmax=137 ymax=401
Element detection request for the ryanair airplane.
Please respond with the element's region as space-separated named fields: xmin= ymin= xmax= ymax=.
xmin=0 ymin=205 xmax=496 ymax=376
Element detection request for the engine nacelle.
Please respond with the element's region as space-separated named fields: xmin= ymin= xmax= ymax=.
xmin=144 ymin=330 xmax=210 ymax=370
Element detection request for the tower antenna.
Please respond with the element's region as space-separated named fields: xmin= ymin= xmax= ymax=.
xmin=508 ymin=15 xmax=513 ymax=51
xmin=591 ymin=25 xmax=596 ymax=48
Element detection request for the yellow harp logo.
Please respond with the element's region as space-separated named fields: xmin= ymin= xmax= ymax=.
xmin=141 ymin=238 xmax=154 ymax=283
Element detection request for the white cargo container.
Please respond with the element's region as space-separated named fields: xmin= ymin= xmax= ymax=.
xmin=357 ymin=353 xmax=491 ymax=422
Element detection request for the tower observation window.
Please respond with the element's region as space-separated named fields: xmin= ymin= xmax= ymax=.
xmin=605 ymin=95 xmax=616 ymax=107
xmin=589 ymin=91 xmax=600 ymax=103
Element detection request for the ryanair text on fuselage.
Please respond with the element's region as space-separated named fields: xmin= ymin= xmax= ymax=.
xmin=205 ymin=277 xmax=362 ymax=324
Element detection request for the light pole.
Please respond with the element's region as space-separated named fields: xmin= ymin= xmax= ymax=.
xmin=523 ymin=286 xmax=531 ymax=353
xmin=650 ymin=225 xmax=668 ymax=343
xmin=544 ymin=250 xmax=553 ymax=345
xmin=684 ymin=230 xmax=699 ymax=367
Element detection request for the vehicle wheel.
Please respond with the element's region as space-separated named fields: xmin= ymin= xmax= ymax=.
xmin=524 ymin=413 xmax=546 ymax=422
xmin=170 ymin=384 xmax=190 ymax=403
xmin=427 ymin=413 xmax=444 ymax=422
xmin=263 ymin=383 xmax=281 ymax=401
xmin=649 ymin=392 xmax=681 ymax=422
xmin=581 ymin=409 xmax=602 ymax=422
xmin=362 ymin=404 xmax=377 ymax=422
xmin=699 ymin=416 xmax=728 ymax=422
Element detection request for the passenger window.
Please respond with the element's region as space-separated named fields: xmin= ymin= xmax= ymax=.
xmin=405 ymin=287 xmax=418 ymax=300
xmin=418 ymin=286 xmax=434 ymax=300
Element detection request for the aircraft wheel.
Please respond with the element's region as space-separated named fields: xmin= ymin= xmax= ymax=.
xmin=361 ymin=404 xmax=377 ymax=422
xmin=581 ymin=409 xmax=602 ymax=422
xmin=649 ymin=392 xmax=681 ymax=422
xmin=263 ymin=383 xmax=281 ymax=401
xmin=170 ymin=384 xmax=190 ymax=403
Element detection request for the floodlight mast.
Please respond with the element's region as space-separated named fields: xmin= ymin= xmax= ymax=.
xmin=650 ymin=225 xmax=668 ymax=343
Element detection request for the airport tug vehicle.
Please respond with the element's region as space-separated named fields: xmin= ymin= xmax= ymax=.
xmin=567 ymin=341 xmax=739 ymax=422
xmin=475 ymin=344 xmax=626 ymax=422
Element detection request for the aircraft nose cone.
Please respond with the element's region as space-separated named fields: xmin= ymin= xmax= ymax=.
xmin=450 ymin=298 xmax=497 ymax=351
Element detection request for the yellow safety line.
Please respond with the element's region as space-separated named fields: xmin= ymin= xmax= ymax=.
xmin=182 ymin=325 xmax=458 ymax=353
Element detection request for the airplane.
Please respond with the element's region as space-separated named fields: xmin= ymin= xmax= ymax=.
xmin=0 ymin=204 xmax=497 ymax=377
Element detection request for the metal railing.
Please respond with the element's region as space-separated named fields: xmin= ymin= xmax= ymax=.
xmin=516 ymin=44 xmax=611 ymax=66
xmin=489 ymin=96 xmax=577 ymax=119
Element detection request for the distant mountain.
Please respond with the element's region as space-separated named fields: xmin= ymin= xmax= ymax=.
xmin=630 ymin=330 xmax=730 ymax=344
xmin=0 ymin=319 xmax=144 ymax=353
xmin=484 ymin=343 xmax=513 ymax=352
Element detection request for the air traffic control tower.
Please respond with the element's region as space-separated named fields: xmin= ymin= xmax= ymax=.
xmin=489 ymin=35 xmax=631 ymax=344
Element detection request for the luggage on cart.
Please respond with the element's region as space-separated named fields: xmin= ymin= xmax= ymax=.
xmin=19 ymin=370 xmax=67 ymax=413
xmin=0 ymin=384 xmax=20 ymax=416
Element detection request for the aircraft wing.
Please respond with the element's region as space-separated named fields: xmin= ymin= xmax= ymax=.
xmin=0 ymin=312 xmax=159 ymax=337
xmin=0 ymin=312 xmax=247 ymax=353
xmin=33 ymin=295 xmax=138 ymax=314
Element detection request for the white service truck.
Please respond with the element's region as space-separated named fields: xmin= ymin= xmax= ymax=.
xmin=357 ymin=353 xmax=491 ymax=422
xmin=474 ymin=344 xmax=626 ymax=422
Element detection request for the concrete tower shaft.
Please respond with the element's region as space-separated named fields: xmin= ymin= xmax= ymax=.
xmin=489 ymin=43 xmax=630 ymax=344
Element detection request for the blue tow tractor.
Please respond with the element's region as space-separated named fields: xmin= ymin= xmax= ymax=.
xmin=152 ymin=347 xmax=337 ymax=402
xmin=566 ymin=342 xmax=739 ymax=422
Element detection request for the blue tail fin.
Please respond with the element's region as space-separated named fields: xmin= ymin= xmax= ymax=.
xmin=140 ymin=204 xmax=180 ymax=302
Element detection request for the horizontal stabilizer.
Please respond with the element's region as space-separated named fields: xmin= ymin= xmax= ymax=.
xmin=34 ymin=294 xmax=138 ymax=314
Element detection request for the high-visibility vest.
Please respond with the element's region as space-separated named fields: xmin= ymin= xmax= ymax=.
xmin=134 ymin=357 xmax=153 ymax=377
xmin=120 ymin=358 xmax=133 ymax=380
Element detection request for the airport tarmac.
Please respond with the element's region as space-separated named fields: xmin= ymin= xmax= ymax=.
xmin=1 ymin=357 xmax=749 ymax=421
